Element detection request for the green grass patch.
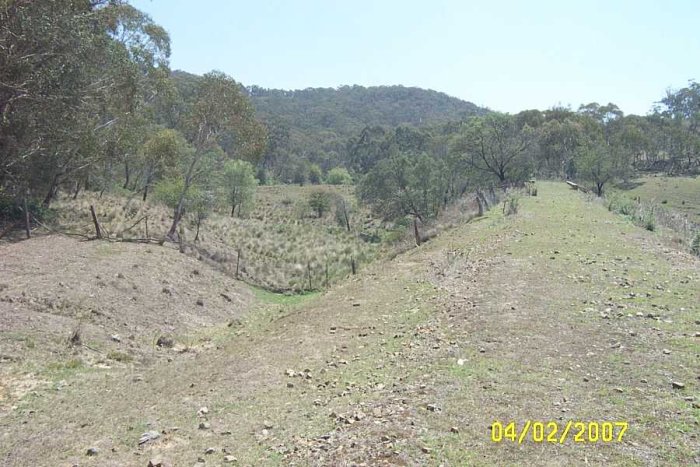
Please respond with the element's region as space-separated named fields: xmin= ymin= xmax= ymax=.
xmin=618 ymin=175 xmax=700 ymax=223
xmin=250 ymin=285 xmax=320 ymax=305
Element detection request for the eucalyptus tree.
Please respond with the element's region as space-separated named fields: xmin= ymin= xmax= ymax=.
xmin=165 ymin=71 xmax=266 ymax=238
xmin=451 ymin=113 xmax=534 ymax=184
xmin=358 ymin=152 xmax=446 ymax=245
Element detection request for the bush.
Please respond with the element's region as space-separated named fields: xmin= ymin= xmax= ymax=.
xmin=504 ymin=196 xmax=519 ymax=216
xmin=326 ymin=167 xmax=353 ymax=185
xmin=308 ymin=189 xmax=332 ymax=218
xmin=0 ymin=195 xmax=53 ymax=223
xmin=308 ymin=164 xmax=323 ymax=184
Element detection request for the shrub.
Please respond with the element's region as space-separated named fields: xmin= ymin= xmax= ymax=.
xmin=308 ymin=189 xmax=332 ymax=218
xmin=326 ymin=167 xmax=353 ymax=185
xmin=504 ymin=196 xmax=519 ymax=216
xmin=308 ymin=164 xmax=323 ymax=184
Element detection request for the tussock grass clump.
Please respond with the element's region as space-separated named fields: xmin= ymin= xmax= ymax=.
xmin=691 ymin=232 xmax=700 ymax=257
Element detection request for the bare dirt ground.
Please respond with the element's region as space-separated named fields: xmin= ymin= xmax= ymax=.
xmin=0 ymin=182 xmax=697 ymax=466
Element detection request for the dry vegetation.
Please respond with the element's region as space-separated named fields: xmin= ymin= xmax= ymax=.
xmin=50 ymin=185 xmax=379 ymax=292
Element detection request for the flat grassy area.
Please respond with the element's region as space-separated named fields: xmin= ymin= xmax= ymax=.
xmin=1 ymin=182 xmax=697 ymax=466
xmin=618 ymin=174 xmax=700 ymax=223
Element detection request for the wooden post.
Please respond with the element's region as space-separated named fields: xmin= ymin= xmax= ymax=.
xmin=236 ymin=249 xmax=241 ymax=279
xmin=89 ymin=205 xmax=102 ymax=239
xmin=307 ymin=263 xmax=312 ymax=291
xmin=145 ymin=216 xmax=149 ymax=239
xmin=325 ymin=260 xmax=329 ymax=287
xmin=23 ymin=196 xmax=31 ymax=238
xmin=350 ymin=256 xmax=356 ymax=275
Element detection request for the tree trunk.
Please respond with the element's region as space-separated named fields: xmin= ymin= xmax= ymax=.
xmin=42 ymin=174 xmax=60 ymax=207
xmin=123 ymin=160 xmax=130 ymax=189
xmin=72 ymin=180 xmax=81 ymax=200
xmin=476 ymin=195 xmax=484 ymax=216
xmin=413 ymin=216 xmax=421 ymax=246
xmin=142 ymin=183 xmax=149 ymax=202
xmin=194 ymin=216 xmax=201 ymax=242
xmin=167 ymin=155 xmax=199 ymax=239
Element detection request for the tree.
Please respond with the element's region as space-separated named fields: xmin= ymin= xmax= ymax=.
xmin=140 ymin=129 xmax=188 ymax=201
xmin=334 ymin=195 xmax=353 ymax=231
xmin=222 ymin=159 xmax=257 ymax=217
xmin=326 ymin=167 xmax=353 ymax=185
xmin=166 ymin=71 xmax=266 ymax=238
xmin=452 ymin=114 xmax=534 ymax=184
xmin=308 ymin=163 xmax=323 ymax=184
xmin=0 ymin=1 xmax=171 ymax=206
xmin=358 ymin=152 xmax=445 ymax=245
xmin=308 ymin=189 xmax=332 ymax=218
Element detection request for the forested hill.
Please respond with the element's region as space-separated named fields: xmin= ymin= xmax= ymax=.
xmin=171 ymin=70 xmax=488 ymax=182
xmin=247 ymin=84 xmax=488 ymax=131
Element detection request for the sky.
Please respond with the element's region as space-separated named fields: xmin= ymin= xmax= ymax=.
xmin=131 ymin=0 xmax=700 ymax=116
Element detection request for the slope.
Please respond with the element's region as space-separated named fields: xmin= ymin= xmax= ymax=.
xmin=0 ymin=182 xmax=697 ymax=466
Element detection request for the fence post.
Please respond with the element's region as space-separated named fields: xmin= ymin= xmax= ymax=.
xmin=236 ymin=249 xmax=241 ymax=279
xmin=23 ymin=195 xmax=31 ymax=238
xmin=89 ymin=205 xmax=102 ymax=239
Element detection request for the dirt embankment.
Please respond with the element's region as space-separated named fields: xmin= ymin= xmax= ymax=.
xmin=0 ymin=236 xmax=252 ymax=398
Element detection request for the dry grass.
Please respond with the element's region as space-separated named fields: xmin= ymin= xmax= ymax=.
xmin=50 ymin=185 xmax=379 ymax=292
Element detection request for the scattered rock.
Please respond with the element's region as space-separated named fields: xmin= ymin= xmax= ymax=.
xmin=197 ymin=407 xmax=209 ymax=417
xmin=662 ymin=349 xmax=671 ymax=355
xmin=111 ymin=334 xmax=122 ymax=342
xmin=148 ymin=456 xmax=172 ymax=467
xmin=223 ymin=455 xmax=237 ymax=463
xmin=161 ymin=287 xmax=172 ymax=295
xmin=196 ymin=299 xmax=204 ymax=306
xmin=426 ymin=404 xmax=440 ymax=412
xmin=199 ymin=422 xmax=211 ymax=430
xmin=204 ymin=447 xmax=216 ymax=455
xmin=86 ymin=447 xmax=99 ymax=456
xmin=450 ymin=426 xmax=459 ymax=434
xmin=672 ymin=381 xmax=685 ymax=390
xmin=138 ymin=430 xmax=161 ymax=445
xmin=614 ymin=387 xmax=624 ymax=393
xmin=220 ymin=293 xmax=232 ymax=302
xmin=156 ymin=336 xmax=174 ymax=348
xmin=287 ymin=382 xmax=294 ymax=388
xmin=457 ymin=358 xmax=465 ymax=366
xmin=263 ymin=421 xmax=274 ymax=430
xmin=421 ymin=446 xmax=432 ymax=454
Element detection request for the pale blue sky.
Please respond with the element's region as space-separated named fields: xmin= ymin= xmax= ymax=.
xmin=131 ymin=0 xmax=700 ymax=116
